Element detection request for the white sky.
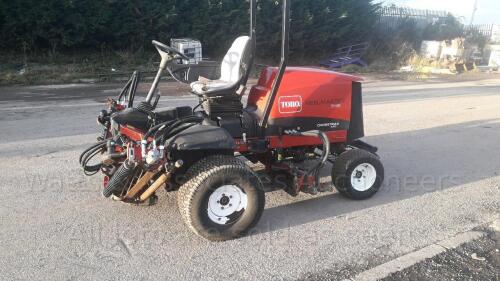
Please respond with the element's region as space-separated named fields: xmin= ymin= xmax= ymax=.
xmin=384 ymin=0 xmax=500 ymax=24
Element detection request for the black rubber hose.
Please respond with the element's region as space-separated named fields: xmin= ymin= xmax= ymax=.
xmin=161 ymin=116 xmax=202 ymax=137
xmin=80 ymin=141 xmax=108 ymax=176
xmin=166 ymin=65 xmax=188 ymax=84
xmin=80 ymin=143 xmax=104 ymax=167
xmin=117 ymin=77 xmax=133 ymax=102
xmin=79 ymin=140 xmax=106 ymax=165
xmin=82 ymin=148 xmax=104 ymax=176
xmin=160 ymin=117 xmax=202 ymax=144
xmin=192 ymin=102 xmax=202 ymax=113
xmin=127 ymin=71 xmax=139 ymax=108
xmin=143 ymin=119 xmax=177 ymax=141
xmin=160 ymin=122 xmax=197 ymax=143
xmin=79 ymin=140 xmax=107 ymax=166
xmin=144 ymin=115 xmax=202 ymax=142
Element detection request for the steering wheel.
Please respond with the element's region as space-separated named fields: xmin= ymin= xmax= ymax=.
xmin=152 ymin=40 xmax=190 ymax=60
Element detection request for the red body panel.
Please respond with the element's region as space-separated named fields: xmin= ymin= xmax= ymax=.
xmin=115 ymin=67 xmax=363 ymax=154
xmin=248 ymin=67 xmax=361 ymax=118
xmin=246 ymin=67 xmax=362 ymax=147
xmin=120 ymin=125 xmax=144 ymax=141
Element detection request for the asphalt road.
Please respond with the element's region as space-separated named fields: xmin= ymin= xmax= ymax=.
xmin=0 ymin=78 xmax=499 ymax=280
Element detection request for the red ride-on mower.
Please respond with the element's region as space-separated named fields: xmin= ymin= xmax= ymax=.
xmin=79 ymin=0 xmax=384 ymax=241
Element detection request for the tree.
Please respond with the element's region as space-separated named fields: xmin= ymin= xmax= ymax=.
xmin=423 ymin=14 xmax=464 ymax=41
xmin=0 ymin=0 xmax=381 ymax=63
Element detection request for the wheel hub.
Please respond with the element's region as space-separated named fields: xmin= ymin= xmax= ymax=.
xmin=350 ymin=163 xmax=377 ymax=192
xmin=219 ymin=195 xmax=230 ymax=206
xmin=208 ymin=185 xmax=247 ymax=225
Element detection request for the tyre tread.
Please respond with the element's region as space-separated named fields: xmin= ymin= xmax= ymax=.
xmin=332 ymin=149 xmax=383 ymax=200
xmin=177 ymin=155 xmax=263 ymax=241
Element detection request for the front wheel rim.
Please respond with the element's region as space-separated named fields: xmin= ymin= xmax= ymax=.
xmin=207 ymin=185 xmax=247 ymax=225
xmin=350 ymin=163 xmax=377 ymax=191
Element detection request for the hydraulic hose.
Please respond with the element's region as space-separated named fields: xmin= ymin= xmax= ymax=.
xmin=143 ymin=115 xmax=203 ymax=142
xmin=284 ymin=130 xmax=330 ymax=163
xmin=127 ymin=71 xmax=139 ymax=108
xmin=79 ymin=140 xmax=108 ymax=176
xmin=160 ymin=122 xmax=197 ymax=143
xmin=143 ymin=119 xmax=177 ymax=141
xmin=160 ymin=116 xmax=203 ymax=144
xmin=299 ymin=130 xmax=330 ymax=167
xmin=166 ymin=65 xmax=187 ymax=85
xmin=284 ymin=130 xmax=330 ymax=185
xmin=143 ymin=116 xmax=202 ymax=143
xmin=117 ymin=77 xmax=133 ymax=102
xmin=140 ymin=116 xmax=202 ymax=160
xmin=79 ymin=140 xmax=105 ymax=165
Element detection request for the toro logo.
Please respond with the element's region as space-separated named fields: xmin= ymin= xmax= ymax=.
xmin=279 ymin=95 xmax=302 ymax=113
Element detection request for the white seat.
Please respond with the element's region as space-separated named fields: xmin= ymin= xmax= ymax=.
xmin=190 ymin=36 xmax=250 ymax=95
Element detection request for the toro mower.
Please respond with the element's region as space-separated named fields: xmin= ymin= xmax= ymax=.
xmin=79 ymin=0 xmax=384 ymax=241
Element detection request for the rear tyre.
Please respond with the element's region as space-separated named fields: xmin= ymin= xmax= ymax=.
xmin=177 ymin=155 xmax=265 ymax=241
xmin=332 ymin=149 xmax=384 ymax=200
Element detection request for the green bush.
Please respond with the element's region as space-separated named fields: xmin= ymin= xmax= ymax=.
xmin=366 ymin=18 xmax=421 ymax=68
xmin=422 ymin=14 xmax=463 ymax=41
xmin=0 ymin=0 xmax=380 ymax=62
xmin=0 ymin=0 xmax=480 ymax=72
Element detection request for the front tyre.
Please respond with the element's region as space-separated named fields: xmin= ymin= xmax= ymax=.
xmin=177 ymin=155 xmax=265 ymax=241
xmin=332 ymin=149 xmax=384 ymax=200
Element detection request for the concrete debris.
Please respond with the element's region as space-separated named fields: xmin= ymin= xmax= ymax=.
xmin=470 ymin=253 xmax=486 ymax=261
xmin=400 ymin=37 xmax=496 ymax=74
xmin=486 ymin=45 xmax=500 ymax=67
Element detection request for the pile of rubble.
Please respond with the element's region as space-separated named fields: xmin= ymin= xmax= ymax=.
xmin=400 ymin=38 xmax=500 ymax=74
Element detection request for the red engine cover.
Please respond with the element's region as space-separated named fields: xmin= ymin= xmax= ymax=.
xmin=246 ymin=67 xmax=362 ymax=147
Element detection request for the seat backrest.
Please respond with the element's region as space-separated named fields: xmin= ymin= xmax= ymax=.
xmin=220 ymin=36 xmax=251 ymax=83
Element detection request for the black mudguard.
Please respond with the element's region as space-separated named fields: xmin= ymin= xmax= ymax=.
xmin=350 ymin=139 xmax=378 ymax=155
xmin=165 ymin=125 xmax=235 ymax=189
xmin=347 ymin=81 xmax=364 ymax=141
xmin=168 ymin=124 xmax=236 ymax=151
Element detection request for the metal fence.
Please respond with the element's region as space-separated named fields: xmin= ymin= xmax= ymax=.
xmin=465 ymin=24 xmax=495 ymax=38
xmin=379 ymin=6 xmax=499 ymax=43
xmin=379 ymin=6 xmax=448 ymax=19
xmin=378 ymin=6 xmax=449 ymax=30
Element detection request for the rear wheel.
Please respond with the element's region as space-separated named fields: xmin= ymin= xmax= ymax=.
xmin=177 ymin=155 xmax=265 ymax=241
xmin=332 ymin=149 xmax=384 ymax=200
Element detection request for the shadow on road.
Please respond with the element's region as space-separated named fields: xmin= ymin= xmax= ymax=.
xmin=254 ymin=118 xmax=500 ymax=234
